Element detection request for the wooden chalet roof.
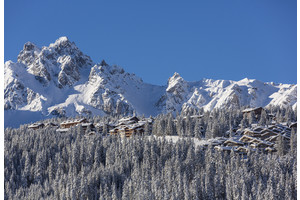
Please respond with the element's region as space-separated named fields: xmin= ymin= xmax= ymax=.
xmin=28 ymin=123 xmax=44 ymax=128
xmin=260 ymin=130 xmax=278 ymax=138
xmin=223 ymin=139 xmax=244 ymax=146
xmin=240 ymin=135 xmax=274 ymax=146
xmin=250 ymin=142 xmax=273 ymax=148
xmin=239 ymin=135 xmax=258 ymax=143
xmin=243 ymin=129 xmax=261 ymax=136
xmin=61 ymin=118 xmax=88 ymax=125
xmin=119 ymin=116 xmax=139 ymax=123
xmin=265 ymin=135 xmax=278 ymax=142
xmin=236 ymin=146 xmax=254 ymax=153
xmin=110 ymin=121 xmax=146 ymax=133
xmin=253 ymin=126 xmax=264 ymax=132
xmin=45 ymin=122 xmax=59 ymax=127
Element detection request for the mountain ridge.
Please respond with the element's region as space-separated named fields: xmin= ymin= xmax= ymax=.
xmin=4 ymin=37 xmax=297 ymax=127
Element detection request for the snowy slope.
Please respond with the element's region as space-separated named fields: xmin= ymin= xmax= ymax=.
xmin=4 ymin=37 xmax=297 ymax=127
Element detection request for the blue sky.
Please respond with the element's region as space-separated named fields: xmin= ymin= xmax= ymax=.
xmin=5 ymin=0 xmax=296 ymax=85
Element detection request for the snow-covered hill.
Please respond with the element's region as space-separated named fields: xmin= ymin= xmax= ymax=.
xmin=4 ymin=37 xmax=297 ymax=127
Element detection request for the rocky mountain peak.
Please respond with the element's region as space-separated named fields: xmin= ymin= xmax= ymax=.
xmin=23 ymin=41 xmax=39 ymax=51
xmin=17 ymin=42 xmax=41 ymax=65
xmin=50 ymin=36 xmax=71 ymax=48
xmin=169 ymin=72 xmax=181 ymax=81
xmin=16 ymin=37 xmax=94 ymax=87
xmin=167 ymin=72 xmax=188 ymax=93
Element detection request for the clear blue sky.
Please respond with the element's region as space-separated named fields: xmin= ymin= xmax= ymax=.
xmin=5 ymin=0 xmax=296 ymax=85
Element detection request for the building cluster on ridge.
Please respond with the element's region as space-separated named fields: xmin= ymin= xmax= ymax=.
xmin=27 ymin=106 xmax=297 ymax=154
xmin=213 ymin=107 xmax=297 ymax=154
xmin=28 ymin=116 xmax=153 ymax=137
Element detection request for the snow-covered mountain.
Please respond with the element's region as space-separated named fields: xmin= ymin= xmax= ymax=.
xmin=160 ymin=74 xmax=297 ymax=113
xmin=4 ymin=37 xmax=297 ymax=127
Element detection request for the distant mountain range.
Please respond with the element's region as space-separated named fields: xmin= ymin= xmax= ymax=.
xmin=4 ymin=37 xmax=297 ymax=127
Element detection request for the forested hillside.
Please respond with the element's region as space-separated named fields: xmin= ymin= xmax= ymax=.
xmin=5 ymin=106 xmax=297 ymax=199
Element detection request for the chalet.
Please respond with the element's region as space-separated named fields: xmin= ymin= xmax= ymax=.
xmin=265 ymin=135 xmax=278 ymax=143
xmin=250 ymin=142 xmax=273 ymax=149
xmin=239 ymin=135 xmax=258 ymax=143
xmin=60 ymin=118 xmax=89 ymax=129
xmin=118 ymin=116 xmax=139 ymax=125
xmin=236 ymin=146 xmax=254 ymax=154
xmin=270 ymin=127 xmax=282 ymax=134
xmin=109 ymin=122 xmax=145 ymax=137
xmin=45 ymin=122 xmax=59 ymax=128
xmin=246 ymin=137 xmax=264 ymax=144
xmin=223 ymin=139 xmax=244 ymax=147
xmin=243 ymin=129 xmax=261 ymax=137
xmin=215 ymin=122 xmax=292 ymax=154
xmin=259 ymin=129 xmax=278 ymax=140
xmin=253 ymin=126 xmax=264 ymax=132
xmin=267 ymin=125 xmax=276 ymax=129
xmin=28 ymin=123 xmax=45 ymax=130
xmin=109 ymin=116 xmax=154 ymax=137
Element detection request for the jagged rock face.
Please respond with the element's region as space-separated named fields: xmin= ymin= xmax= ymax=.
xmin=87 ymin=64 xmax=135 ymax=115
xmin=164 ymin=72 xmax=189 ymax=112
xmin=17 ymin=42 xmax=51 ymax=85
xmin=4 ymin=62 xmax=45 ymax=111
xmin=57 ymin=55 xmax=81 ymax=86
xmin=162 ymin=76 xmax=297 ymax=114
xmin=17 ymin=37 xmax=93 ymax=87
xmin=4 ymin=78 xmax=27 ymax=110
xmin=17 ymin=42 xmax=41 ymax=65
xmin=4 ymin=36 xmax=297 ymax=127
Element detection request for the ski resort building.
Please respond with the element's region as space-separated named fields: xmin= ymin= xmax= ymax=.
xmin=215 ymin=122 xmax=294 ymax=154
xmin=28 ymin=123 xmax=45 ymax=130
xmin=109 ymin=116 xmax=152 ymax=137
xmin=45 ymin=122 xmax=59 ymax=128
xmin=60 ymin=118 xmax=89 ymax=129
